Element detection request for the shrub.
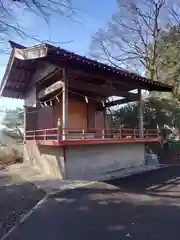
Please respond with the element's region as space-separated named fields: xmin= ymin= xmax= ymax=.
xmin=0 ymin=146 xmax=23 ymax=168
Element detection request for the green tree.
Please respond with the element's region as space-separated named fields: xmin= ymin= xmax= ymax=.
xmin=113 ymin=96 xmax=180 ymax=139
xmin=2 ymin=108 xmax=24 ymax=142
xmin=151 ymin=26 xmax=180 ymax=100
xmin=147 ymin=25 xmax=180 ymax=137
xmin=113 ymin=97 xmax=171 ymax=129
xmin=90 ymin=1 xmax=180 ymax=139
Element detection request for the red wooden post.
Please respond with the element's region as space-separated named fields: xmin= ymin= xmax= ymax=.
xmin=133 ymin=128 xmax=136 ymax=138
xmin=44 ymin=130 xmax=47 ymax=140
xmin=102 ymin=129 xmax=105 ymax=139
xmin=62 ymin=68 xmax=68 ymax=140
xmin=57 ymin=118 xmax=61 ymax=142
xmin=138 ymin=88 xmax=144 ymax=138
xmin=119 ymin=128 xmax=122 ymax=139
xmin=24 ymin=105 xmax=27 ymax=143
xmin=82 ymin=129 xmax=85 ymax=139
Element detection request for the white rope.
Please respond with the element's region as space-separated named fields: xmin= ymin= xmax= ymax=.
xmin=36 ymin=89 xmax=63 ymax=104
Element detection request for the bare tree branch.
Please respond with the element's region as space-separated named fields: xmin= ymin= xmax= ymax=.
xmin=90 ymin=0 xmax=173 ymax=79
xmin=0 ymin=0 xmax=75 ymax=51
xmin=169 ymin=3 xmax=180 ymax=25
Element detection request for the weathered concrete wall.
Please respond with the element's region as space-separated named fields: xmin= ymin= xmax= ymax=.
xmin=24 ymin=142 xmax=65 ymax=179
xmin=24 ymin=141 xmax=145 ymax=181
xmin=66 ymin=143 xmax=145 ymax=180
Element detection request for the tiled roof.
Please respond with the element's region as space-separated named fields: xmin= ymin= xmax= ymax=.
xmin=0 ymin=41 xmax=173 ymax=99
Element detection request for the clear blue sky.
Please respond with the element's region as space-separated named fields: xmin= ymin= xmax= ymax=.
xmin=0 ymin=0 xmax=118 ymax=112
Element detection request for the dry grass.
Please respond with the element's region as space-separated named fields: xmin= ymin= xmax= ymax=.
xmin=0 ymin=145 xmax=23 ymax=169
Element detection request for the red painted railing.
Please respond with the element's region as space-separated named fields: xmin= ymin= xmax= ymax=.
xmin=26 ymin=128 xmax=159 ymax=141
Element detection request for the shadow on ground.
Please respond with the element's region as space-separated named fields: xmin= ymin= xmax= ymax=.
xmin=106 ymin=166 xmax=180 ymax=198
xmin=0 ymin=172 xmax=45 ymax=239
xmin=5 ymin=166 xmax=180 ymax=240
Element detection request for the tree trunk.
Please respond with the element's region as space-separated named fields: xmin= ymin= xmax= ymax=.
xmin=16 ymin=126 xmax=24 ymax=143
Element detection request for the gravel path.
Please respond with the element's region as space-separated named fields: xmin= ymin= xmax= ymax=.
xmin=0 ymin=172 xmax=45 ymax=239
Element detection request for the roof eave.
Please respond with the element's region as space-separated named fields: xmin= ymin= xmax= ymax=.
xmin=13 ymin=44 xmax=48 ymax=61
xmin=0 ymin=41 xmax=174 ymax=99
xmin=0 ymin=50 xmax=15 ymax=97
xmin=47 ymin=46 xmax=173 ymax=92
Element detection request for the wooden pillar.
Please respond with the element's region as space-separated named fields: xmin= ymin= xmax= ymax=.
xmin=86 ymin=101 xmax=89 ymax=130
xmin=24 ymin=105 xmax=27 ymax=143
xmin=62 ymin=68 xmax=69 ymax=140
xmin=103 ymin=109 xmax=106 ymax=129
xmin=138 ymin=89 xmax=144 ymax=138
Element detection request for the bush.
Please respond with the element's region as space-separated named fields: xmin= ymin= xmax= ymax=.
xmin=167 ymin=140 xmax=180 ymax=151
xmin=0 ymin=146 xmax=23 ymax=168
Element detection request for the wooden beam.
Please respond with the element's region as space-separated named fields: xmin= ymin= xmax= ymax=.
xmin=62 ymin=68 xmax=68 ymax=141
xmin=5 ymin=83 xmax=25 ymax=89
xmin=47 ymin=59 xmax=137 ymax=91
xmin=105 ymin=95 xmax=139 ymax=107
xmin=38 ymin=80 xmax=64 ymax=99
xmin=138 ymin=88 xmax=144 ymax=138
xmin=68 ymin=79 xmax=137 ymax=99
xmin=15 ymin=66 xmax=35 ymax=72
xmin=68 ymin=68 xmax=136 ymax=91
xmin=34 ymin=68 xmax=60 ymax=86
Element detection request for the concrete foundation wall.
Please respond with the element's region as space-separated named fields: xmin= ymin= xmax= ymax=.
xmin=66 ymin=143 xmax=145 ymax=180
xmin=24 ymin=142 xmax=65 ymax=179
xmin=24 ymin=142 xmax=145 ymax=181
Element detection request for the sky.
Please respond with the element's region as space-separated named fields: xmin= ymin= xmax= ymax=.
xmin=0 ymin=0 xmax=118 ymax=115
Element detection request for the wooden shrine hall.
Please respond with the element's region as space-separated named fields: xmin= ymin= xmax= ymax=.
xmin=0 ymin=41 xmax=173 ymax=180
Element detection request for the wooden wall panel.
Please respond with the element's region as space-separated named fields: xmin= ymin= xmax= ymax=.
xmin=87 ymin=100 xmax=95 ymax=129
xmin=69 ymin=100 xmax=87 ymax=129
xmin=54 ymin=97 xmax=100 ymax=130
xmin=54 ymin=101 xmax=62 ymax=128
xmin=95 ymin=111 xmax=105 ymax=129
xmin=37 ymin=106 xmax=54 ymax=129
xmin=26 ymin=107 xmax=38 ymax=130
xmin=54 ymin=97 xmax=87 ymax=129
